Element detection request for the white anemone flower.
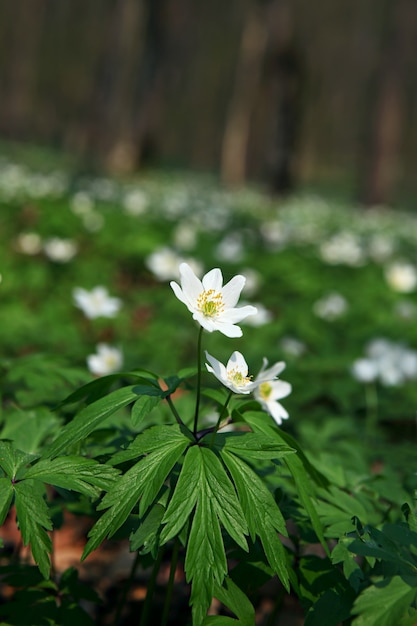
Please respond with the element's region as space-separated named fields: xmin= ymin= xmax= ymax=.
xmin=87 ymin=344 xmax=123 ymax=376
xmin=170 ymin=263 xmax=257 ymax=337
xmin=205 ymin=351 xmax=285 ymax=396
xmin=73 ymin=286 xmax=122 ymax=319
xmin=253 ymin=358 xmax=291 ymax=425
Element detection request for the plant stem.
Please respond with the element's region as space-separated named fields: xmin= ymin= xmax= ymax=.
xmin=114 ymin=550 xmax=141 ymax=626
xmin=161 ymin=539 xmax=180 ymax=626
xmin=193 ymin=326 xmax=204 ymax=435
xmin=139 ymin=547 xmax=165 ymax=626
xmin=208 ymin=390 xmax=233 ymax=447
xmin=165 ymin=394 xmax=185 ymax=427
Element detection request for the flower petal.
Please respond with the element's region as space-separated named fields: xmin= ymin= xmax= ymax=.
xmin=221 ymin=275 xmax=246 ymax=307
xmin=227 ymin=351 xmax=248 ymax=376
xmin=202 ymin=267 xmax=223 ymax=291
xmin=221 ymin=305 xmax=258 ymax=323
xmin=178 ymin=262 xmax=203 ymax=304
xmin=270 ymin=380 xmax=292 ymax=400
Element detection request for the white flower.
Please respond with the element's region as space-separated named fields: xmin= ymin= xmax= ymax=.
xmin=215 ymin=233 xmax=245 ymax=263
xmin=87 ymin=344 xmax=123 ymax=376
xmin=384 ymin=261 xmax=417 ymax=293
xmin=280 ymin=336 xmax=306 ymax=358
xmin=73 ymin=286 xmax=122 ymax=319
xmin=252 ymin=358 xmax=291 ymax=425
xmin=170 ymin=263 xmax=257 ymax=337
xmin=43 ymin=237 xmax=78 ymax=263
xmin=146 ymin=247 xmax=184 ymax=281
xmin=320 ymin=232 xmax=365 ymax=266
xmin=15 ymin=232 xmax=42 ymax=255
xmin=313 ymin=292 xmax=348 ymax=321
xmin=205 ymin=351 xmax=280 ymax=394
xmin=352 ymin=338 xmax=417 ymax=386
xmin=123 ymin=189 xmax=148 ymax=216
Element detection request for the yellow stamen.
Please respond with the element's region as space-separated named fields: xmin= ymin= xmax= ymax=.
xmin=197 ymin=289 xmax=225 ymax=318
xmin=258 ymin=382 xmax=273 ymax=399
xmin=227 ymin=367 xmax=252 ymax=387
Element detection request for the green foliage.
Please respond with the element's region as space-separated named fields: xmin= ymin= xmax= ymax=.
xmin=1 ymin=157 xmax=417 ymax=625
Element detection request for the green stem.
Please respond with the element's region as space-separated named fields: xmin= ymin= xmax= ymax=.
xmin=365 ymin=381 xmax=378 ymax=434
xmin=208 ymin=390 xmax=233 ymax=448
xmin=193 ymin=326 xmax=204 ymax=435
xmin=114 ymin=550 xmax=141 ymax=626
xmin=161 ymin=539 xmax=180 ymax=626
xmin=139 ymin=547 xmax=165 ymax=626
xmin=165 ymin=394 xmax=185 ymax=427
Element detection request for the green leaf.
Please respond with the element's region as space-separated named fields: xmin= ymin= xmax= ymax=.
xmin=130 ymin=394 xmax=161 ymax=426
xmin=285 ymin=453 xmax=329 ymax=556
xmin=331 ymin=540 xmax=364 ymax=592
xmin=23 ymin=457 xmax=119 ymax=498
xmin=45 ymin=386 xmax=140 ymax=458
xmin=211 ymin=431 xmax=295 ymax=460
xmin=0 ymin=477 xmax=13 ymax=524
xmin=352 ymin=576 xmax=417 ymax=626
xmin=0 ymin=407 xmax=59 ymax=454
xmin=82 ymin=426 xmax=190 ymax=559
xmin=220 ymin=449 xmax=290 ymax=592
xmin=202 ymin=577 xmax=255 ymax=626
xmin=110 ymin=423 xmax=194 ymax=466
xmin=14 ymin=480 xmax=53 ymax=578
xmin=130 ymin=502 xmax=165 ymax=556
xmin=0 ymin=441 xmax=36 ymax=478
xmin=162 ymin=446 xmax=249 ymax=625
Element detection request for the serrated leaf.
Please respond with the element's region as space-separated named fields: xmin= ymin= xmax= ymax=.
xmin=204 ymin=577 xmax=255 ymax=626
xmin=0 ymin=407 xmax=59 ymax=455
xmin=220 ymin=450 xmax=290 ymax=592
xmin=0 ymin=441 xmax=36 ymax=478
xmin=14 ymin=480 xmax=52 ymax=578
xmin=45 ymin=386 xmax=140 ymax=458
xmin=0 ymin=478 xmax=13 ymax=524
xmin=23 ymin=457 xmax=119 ymax=498
xmin=211 ymin=431 xmax=295 ymax=460
xmin=130 ymin=394 xmax=161 ymax=426
xmin=82 ymin=427 xmax=189 ymax=559
xmin=352 ymin=576 xmax=417 ymax=626
xmin=130 ymin=502 xmax=165 ymax=556
xmin=110 ymin=423 xmax=194 ymax=466
xmin=331 ymin=540 xmax=364 ymax=592
xmin=285 ymin=454 xmax=329 ymax=555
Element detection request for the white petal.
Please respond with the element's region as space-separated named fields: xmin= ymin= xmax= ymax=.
xmin=171 ymin=280 xmax=192 ymax=309
xmin=214 ymin=321 xmax=243 ymax=338
xmin=178 ymin=263 xmax=203 ymax=303
xmin=221 ymin=305 xmax=258 ymax=323
xmin=256 ymin=361 xmax=286 ymax=382
xmin=270 ymin=380 xmax=292 ymax=400
xmin=202 ymin=267 xmax=223 ymax=291
xmin=266 ymin=400 xmax=289 ymax=425
xmin=205 ymin=351 xmax=227 ymax=383
xmin=227 ymin=351 xmax=248 ymax=376
xmin=221 ymin=275 xmax=246 ymax=307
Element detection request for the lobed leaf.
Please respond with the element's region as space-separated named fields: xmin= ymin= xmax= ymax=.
xmin=0 ymin=477 xmax=13 ymax=525
xmin=0 ymin=440 xmax=36 ymax=478
xmin=23 ymin=456 xmax=119 ymax=498
xmin=351 ymin=576 xmax=417 ymax=626
xmin=45 ymin=385 xmax=141 ymax=458
xmin=14 ymin=480 xmax=53 ymax=578
xmin=220 ymin=449 xmax=290 ymax=591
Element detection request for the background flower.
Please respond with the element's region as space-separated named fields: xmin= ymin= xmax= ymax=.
xmin=73 ymin=286 xmax=122 ymax=319
xmin=87 ymin=343 xmax=123 ymax=376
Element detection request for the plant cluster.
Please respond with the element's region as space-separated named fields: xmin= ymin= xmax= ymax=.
xmin=0 ymin=154 xmax=417 ymax=625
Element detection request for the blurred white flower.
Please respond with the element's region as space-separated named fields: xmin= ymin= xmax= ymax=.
xmin=313 ymin=292 xmax=348 ymax=320
xmin=205 ymin=351 xmax=283 ymax=395
xmin=384 ymin=261 xmax=417 ymax=293
xmin=173 ymin=222 xmax=197 ymax=251
xmin=320 ymin=232 xmax=365 ymax=266
xmin=367 ymin=234 xmax=395 ymax=262
xmin=215 ymin=233 xmax=245 ymax=263
xmin=43 ymin=237 xmax=78 ymax=263
xmin=70 ymin=191 xmax=95 ymax=215
xmin=81 ymin=211 xmax=104 ymax=233
xmin=241 ymin=268 xmax=262 ymax=297
xmin=394 ymin=300 xmax=417 ymax=320
xmin=123 ymin=189 xmax=148 ymax=216
xmin=15 ymin=232 xmax=42 ymax=255
xmin=253 ymin=358 xmax=291 ymax=425
xmin=280 ymin=336 xmax=306 ymax=358
xmin=146 ymin=248 xmax=184 ymax=281
xmin=241 ymin=302 xmax=273 ymax=326
xmin=87 ymin=344 xmax=123 ymax=376
xmin=352 ymin=338 xmax=417 ymax=386
xmin=73 ymin=286 xmax=122 ymax=319
xmin=171 ymin=263 xmax=257 ymax=337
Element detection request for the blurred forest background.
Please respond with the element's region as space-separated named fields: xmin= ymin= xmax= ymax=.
xmin=1 ymin=0 xmax=417 ymax=206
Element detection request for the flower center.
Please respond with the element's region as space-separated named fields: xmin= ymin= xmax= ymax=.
xmin=227 ymin=367 xmax=252 ymax=388
xmin=197 ymin=289 xmax=225 ymax=318
xmin=258 ymin=382 xmax=273 ymax=399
